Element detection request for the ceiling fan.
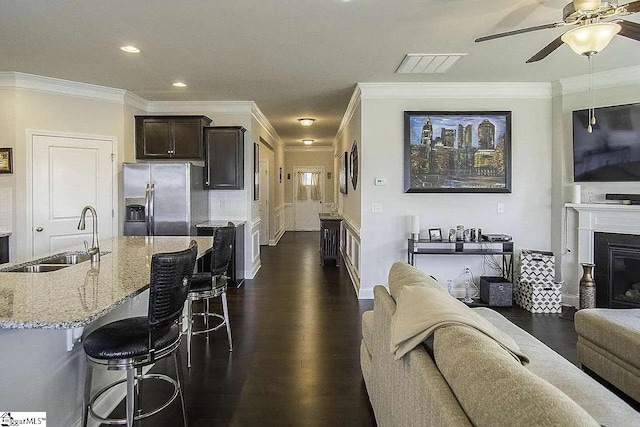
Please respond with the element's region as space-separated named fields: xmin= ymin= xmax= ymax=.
xmin=475 ymin=0 xmax=640 ymax=63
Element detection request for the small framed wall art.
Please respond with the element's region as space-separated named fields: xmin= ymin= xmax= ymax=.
xmin=0 ymin=148 xmax=12 ymax=174
xmin=339 ymin=151 xmax=348 ymax=195
xmin=350 ymin=140 xmax=358 ymax=190
xmin=254 ymin=143 xmax=259 ymax=200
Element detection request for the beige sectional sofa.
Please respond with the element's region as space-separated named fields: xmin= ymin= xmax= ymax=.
xmin=361 ymin=262 xmax=640 ymax=427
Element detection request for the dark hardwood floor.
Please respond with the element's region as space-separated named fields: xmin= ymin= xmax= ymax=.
xmin=104 ymin=231 xmax=635 ymax=426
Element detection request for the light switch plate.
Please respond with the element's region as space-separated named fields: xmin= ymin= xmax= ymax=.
xmin=497 ymin=203 xmax=505 ymax=214
xmin=371 ymin=203 xmax=382 ymax=214
xmin=375 ymin=178 xmax=386 ymax=186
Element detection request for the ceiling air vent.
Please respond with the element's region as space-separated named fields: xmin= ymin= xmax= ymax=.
xmin=395 ymin=54 xmax=466 ymax=74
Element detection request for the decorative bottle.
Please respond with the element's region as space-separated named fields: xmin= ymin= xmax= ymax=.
xmin=579 ymin=263 xmax=596 ymax=310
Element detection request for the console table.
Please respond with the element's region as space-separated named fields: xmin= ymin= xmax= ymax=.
xmin=319 ymin=213 xmax=342 ymax=266
xmin=407 ymin=239 xmax=514 ymax=281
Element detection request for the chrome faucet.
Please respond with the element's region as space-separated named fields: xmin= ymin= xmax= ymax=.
xmin=77 ymin=205 xmax=100 ymax=264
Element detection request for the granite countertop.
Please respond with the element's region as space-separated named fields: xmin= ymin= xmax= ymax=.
xmin=196 ymin=220 xmax=246 ymax=228
xmin=319 ymin=213 xmax=342 ymax=220
xmin=0 ymin=236 xmax=213 ymax=329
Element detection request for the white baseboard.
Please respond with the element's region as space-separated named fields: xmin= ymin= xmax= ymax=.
xmin=250 ymin=260 xmax=261 ymax=279
xmin=562 ymin=293 xmax=579 ymax=308
xmin=269 ymin=227 xmax=285 ymax=246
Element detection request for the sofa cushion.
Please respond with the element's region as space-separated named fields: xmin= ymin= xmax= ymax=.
xmin=433 ymin=325 xmax=600 ymax=427
xmin=388 ymin=262 xmax=445 ymax=301
xmin=362 ymin=310 xmax=374 ymax=351
xmin=575 ymin=308 xmax=640 ymax=369
xmin=474 ymin=307 xmax=640 ymax=426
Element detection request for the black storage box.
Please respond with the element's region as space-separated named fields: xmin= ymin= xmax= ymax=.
xmin=480 ymin=276 xmax=513 ymax=307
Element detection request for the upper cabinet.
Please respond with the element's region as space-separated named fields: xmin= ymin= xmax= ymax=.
xmin=135 ymin=115 xmax=212 ymax=160
xmin=204 ymin=126 xmax=245 ymax=190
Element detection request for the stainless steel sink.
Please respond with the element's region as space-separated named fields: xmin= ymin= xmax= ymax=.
xmin=5 ymin=264 xmax=69 ymax=273
xmin=44 ymin=252 xmax=93 ymax=265
xmin=0 ymin=250 xmax=110 ymax=273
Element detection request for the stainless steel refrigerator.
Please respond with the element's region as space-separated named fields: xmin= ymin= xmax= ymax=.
xmin=123 ymin=162 xmax=208 ymax=236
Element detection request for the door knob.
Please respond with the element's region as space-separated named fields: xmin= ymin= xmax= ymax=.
xmin=36 ymin=227 xmax=44 ymax=232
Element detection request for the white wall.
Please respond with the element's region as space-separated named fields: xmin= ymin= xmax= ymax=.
xmin=553 ymin=68 xmax=640 ymax=305
xmin=357 ymin=83 xmax=553 ymax=298
xmin=12 ymin=88 xmax=125 ymax=260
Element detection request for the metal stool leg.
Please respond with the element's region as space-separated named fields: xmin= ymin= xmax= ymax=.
xmin=135 ymin=366 xmax=143 ymax=419
xmin=82 ymin=361 xmax=93 ymax=427
xmin=175 ymin=347 xmax=188 ymax=427
xmin=126 ymin=368 xmax=135 ymax=427
xmin=221 ymin=292 xmax=232 ymax=351
xmin=205 ymin=298 xmax=210 ymax=341
xmin=187 ymin=298 xmax=193 ymax=368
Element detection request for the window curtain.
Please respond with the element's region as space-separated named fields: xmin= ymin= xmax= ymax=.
xmin=297 ymin=172 xmax=307 ymax=200
xmin=309 ymin=172 xmax=322 ymax=201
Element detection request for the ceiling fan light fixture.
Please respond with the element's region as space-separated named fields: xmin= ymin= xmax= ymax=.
xmin=298 ymin=118 xmax=315 ymax=127
xmin=561 ymin=22 xmax=621 ymax=56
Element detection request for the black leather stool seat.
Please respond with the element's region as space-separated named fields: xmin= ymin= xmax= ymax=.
xmin=84 ymin=317 xmax=179 ymax=360
xmin=190 ymin=272 xmax=226 ymax=293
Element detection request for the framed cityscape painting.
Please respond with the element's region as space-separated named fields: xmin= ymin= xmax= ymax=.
xmin=404 ymin=111 xmax=512 ymax=193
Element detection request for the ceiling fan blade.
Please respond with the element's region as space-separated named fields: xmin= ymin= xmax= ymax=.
xmin=475 ymin=22 xmax=564 ymax=43
xmin=623 ymin=1 xmax=640 ymax=13
xmin=618 ymin=20 xmax=640 ymax=41
xmin=526 ymin=36 xmax=565 ymax=63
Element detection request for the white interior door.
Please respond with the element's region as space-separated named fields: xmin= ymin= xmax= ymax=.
xmin=294 ymin=167 xmax=324 ymax=231
xmin=32 ymin=134 xmax=114 ymax=257
xmin=259 ymin=159 xmax=269 ymax=245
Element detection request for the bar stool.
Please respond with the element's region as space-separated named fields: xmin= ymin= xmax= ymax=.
xmin=186 ymin=225 xmax=234 ymax=367
xmin=81 ymin=241 xmax=198 ymax=427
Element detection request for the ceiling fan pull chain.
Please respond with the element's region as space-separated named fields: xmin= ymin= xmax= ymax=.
xmin=587 ymin=55 xmax=595 ymax=133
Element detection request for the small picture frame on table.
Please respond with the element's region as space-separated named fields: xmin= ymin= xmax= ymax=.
xmin=429 ymin=228 xmax=442 ymax=242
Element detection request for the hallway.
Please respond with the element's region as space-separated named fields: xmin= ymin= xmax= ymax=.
xmin=118 ymin=231 xmax=376 ymax=426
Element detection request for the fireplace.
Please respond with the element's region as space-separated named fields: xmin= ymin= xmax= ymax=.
xmin=594 ymin=232 xmax=640 ymax=308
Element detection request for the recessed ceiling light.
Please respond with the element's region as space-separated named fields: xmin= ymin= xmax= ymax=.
xmin=298 ymin=118 xmax=315 ymax=127
xmin=302 ymin=139 xmax=314 ymax=145
xmin=120 ymin=45 xmax=140 ymax=54
xmin=172 ymin=82 xmax=187 ymax=88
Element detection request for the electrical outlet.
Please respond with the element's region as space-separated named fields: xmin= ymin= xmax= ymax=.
xmin=371 ymin=203 xmax=383 ymax=214
xmin=497 ymin=203 xmax=505 ymax=214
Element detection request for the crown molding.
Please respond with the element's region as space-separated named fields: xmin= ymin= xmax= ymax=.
xmin=124 ymin=92 xmax=149 ymax=111
xmin=251 ymin=103 xmax=284 ymax=149
xmin=559 ymin=65 xmax=640 ymax=95
xmin=146 ymin=100 xmax=254 ymax=114
xmin=357 ymin=82 xmax=553 ymax=99
xmin=0 ymin=71 xmax=127 ymax=103
xmin=284 ymin=146 xmax=334 ymax=153
xmin=334 ymin=85 xmax=361 ymax=146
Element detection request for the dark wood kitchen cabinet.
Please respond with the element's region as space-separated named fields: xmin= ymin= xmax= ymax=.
xmin=204 ymin=126 xmax=245 ymax=190
xmin=135 ymin=115 xmax=212 ymax=160
xmin=0 ymin=235 xmax=9 ymax=264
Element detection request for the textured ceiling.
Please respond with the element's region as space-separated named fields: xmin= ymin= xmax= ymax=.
xmin=1 ymin=0 xmax=639 ymax=146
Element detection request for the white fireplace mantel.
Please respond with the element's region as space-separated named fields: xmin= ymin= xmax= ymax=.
xmin=567 ymin=203 xmax=640 ymax=265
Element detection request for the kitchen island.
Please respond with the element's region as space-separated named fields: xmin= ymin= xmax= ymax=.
xmin=0 ymin=236 xmax=212 ymax=426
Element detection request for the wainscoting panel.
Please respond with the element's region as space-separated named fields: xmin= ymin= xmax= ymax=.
xmin=250 ymin=218 xmax=261 ymax=278
xmin=285 ymin=203 xmax=294 ymax=231
xmin=341 ymin=216 xmax=361 ymax=296
xmin=270 ymin=204 xmax=285 ymax=246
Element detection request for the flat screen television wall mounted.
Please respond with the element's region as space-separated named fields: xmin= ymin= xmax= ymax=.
xmin=573 ymin=103 xmax=640 ymax=182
